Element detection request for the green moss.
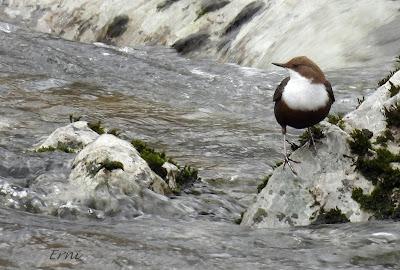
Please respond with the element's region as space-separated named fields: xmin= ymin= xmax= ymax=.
xmin=176 ymin=165 xmax=199 ymax=187
xmin=298 ymin=125 xmax=325 ymax=146
xmin=375 ymin=129 xmax=394 ymax=147
xmin=88 ymin=120 xmax=106 ymax=135
xmin=327 ymin=113 xmax=345 ymax=130
xmin=388 ymin=81 xmax=400 ymax=98
xmin=131 ymin=139 xmax=199 ymax=189
xmin=356 ymin=148 xmax=400 ymax=185
xmin=352 ymin=147 xmax=400 ymax=219
xmin=352 ymin=187 xmax=395 ymax=219
xmin=378 ymin=56 xmax=400 ymax=86
xmin=348 ymin=129 xmax=373 ymax=156
xmin=257 ymin=174 xmax=271 ymax=193
xmin=312 ymin=207 xmax=350 ymax=225
xmin=132 ymin=139 xmax=168 ymax=178
xmin=385 ymin=103 xmax=400 ymax=128
xmin=36 ymin=142 xmax=76 ymax=153
xmin=375 ymin=136 xmax=387 ymax=147
xmin=108 ymin=128 xmax=121 ymax=137
xmin=36 ymin=146 xmax=56 ymax=152
xmin=349 ymin=64 xmax=400 ymax=220
xmin=99 ymin=159 xmax=124 ymax=172
xmin=56 ymin=142 xmax=76 ymax=153
xmin=89 ymin=159 xmax=124 ymax=176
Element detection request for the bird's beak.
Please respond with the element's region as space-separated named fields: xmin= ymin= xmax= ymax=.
xmin=272 ymin=62 xmax=287 ymax=68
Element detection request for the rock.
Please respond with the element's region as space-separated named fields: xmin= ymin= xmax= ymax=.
xmin=69 ymin=134 xmax=171 ymax=196
xmin=172 ymin=32 xmax=210 ymax=55
xmin=242 ymin=70 xmax=400 ymax=228
xmin=162 ymin=162 xmax=179 ymax=190
xmin=36 ymin=121 xmax=99 ymax=153
xmin=241 ymin=124 xmax=373 ymax=228
xmin=344 ymin=70 xmax=400 ymax=137
xmin=4 ymin=1 xmax=400 ymax=69
xmin=223 ymin=1 xmax=265 ymax=35
xmin=197 ymin=0 xmax=230 ymax=19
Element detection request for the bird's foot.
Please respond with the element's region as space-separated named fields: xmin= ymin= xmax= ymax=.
xmin=308 ymin=138 xmax=317 ymax=152
xmin=283 ymin=155 xmax=300 ymax=176
xmin=307 ymin=127 xmax=318 ymax=152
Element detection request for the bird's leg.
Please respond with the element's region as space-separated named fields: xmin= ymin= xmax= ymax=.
xmin=281 ymin=127 xmax=299 ymax=176
xmin=308 ymin=127 xmax=317 ymax=152
xmin=285 ymin=138 xmax=299 ymax=151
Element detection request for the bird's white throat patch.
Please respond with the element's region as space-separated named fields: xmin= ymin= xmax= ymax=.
xmin=282 ymin=70 xmax=329 ymax=111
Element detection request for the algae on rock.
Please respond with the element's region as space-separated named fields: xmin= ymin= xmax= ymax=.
xmin=131 ymin=139 xmax=200 ymax=192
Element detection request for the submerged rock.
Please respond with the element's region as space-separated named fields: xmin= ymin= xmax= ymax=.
xmin=242 ymin=70 xmax=400 ymax=228
xmin=36 ymin=121 xmax=99 ymax=153
xmin=69 ymin=134 xmax=171 ymax=196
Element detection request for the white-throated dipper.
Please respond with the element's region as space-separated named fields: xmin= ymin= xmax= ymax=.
xmin=272 ymin=56 xmax=335 ymax=175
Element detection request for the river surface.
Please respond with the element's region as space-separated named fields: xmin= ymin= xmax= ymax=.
xmin=0 ymin=22 xmax=399 ymax=269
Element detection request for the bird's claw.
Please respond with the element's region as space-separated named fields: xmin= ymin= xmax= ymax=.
xmin=308 ymin=138 xmax=317 ymax=152
xmin=283 ymin=155 xmax=300 ymax=176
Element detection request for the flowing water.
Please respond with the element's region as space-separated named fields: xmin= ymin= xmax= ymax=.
xmin=0 ymin=21 xmax=399 ymax=269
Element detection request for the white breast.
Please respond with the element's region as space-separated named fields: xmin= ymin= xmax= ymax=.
xmin=282 ymin=70 xmax=329 ymax=111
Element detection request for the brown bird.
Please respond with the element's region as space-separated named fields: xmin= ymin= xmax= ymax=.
xmin=272 ymin=56 xmax=335 ymax=175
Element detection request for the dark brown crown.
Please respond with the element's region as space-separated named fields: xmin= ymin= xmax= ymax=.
xmin=272 ymin=56 xmax=326 ymax=83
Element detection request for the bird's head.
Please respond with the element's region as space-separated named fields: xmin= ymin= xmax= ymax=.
xmin=272 ymin=56 xmax=325 ymax=82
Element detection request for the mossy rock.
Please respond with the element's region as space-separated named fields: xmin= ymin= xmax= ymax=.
xmin=99 ymin=159 xmax=124 ymax=172
xmin=349 ymin=127 xmax=400 ymax=219
xmin=352 ymin=186 xmax=395 ymax=219
xmin=385 ymin=103 xmax=400 ymax=128
xmin=36 ymin=146 xmax=56 ymax=153
xmin=312 ymin=207 xmax=349 ymax=225
xmin=288 ymin=125 xmax=325 ymax=151
xmin=298 ymin=125 xmax=325 ymax=148
xmin=388 ymin=81 xmax=400 ymax=98
xmin=88 ymin=159 xmax=124 ymax=176
xmin=37 ymin=142 xmax=77 ymax=154
xmin=375 ymin=129 xmax=394 ymax=147
xmin=88 ymin=120 xmax=106 ymax=135
xmin=131 ymin=139 xmax=168 ymax=178
xmin=132 ymin=139 xmax=200 ymax=189
xmin=108 ymin=128 xmax=121 ymax=137
xmin=348 ymin=128 xmax=373 ymax=156
xmin=327 ymin=113 xmax=345 ymax=130
xmin=175 ymin=165 xmax=199 ymax=187
xmin=257 ymin=174 xmax=271 ymax=193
